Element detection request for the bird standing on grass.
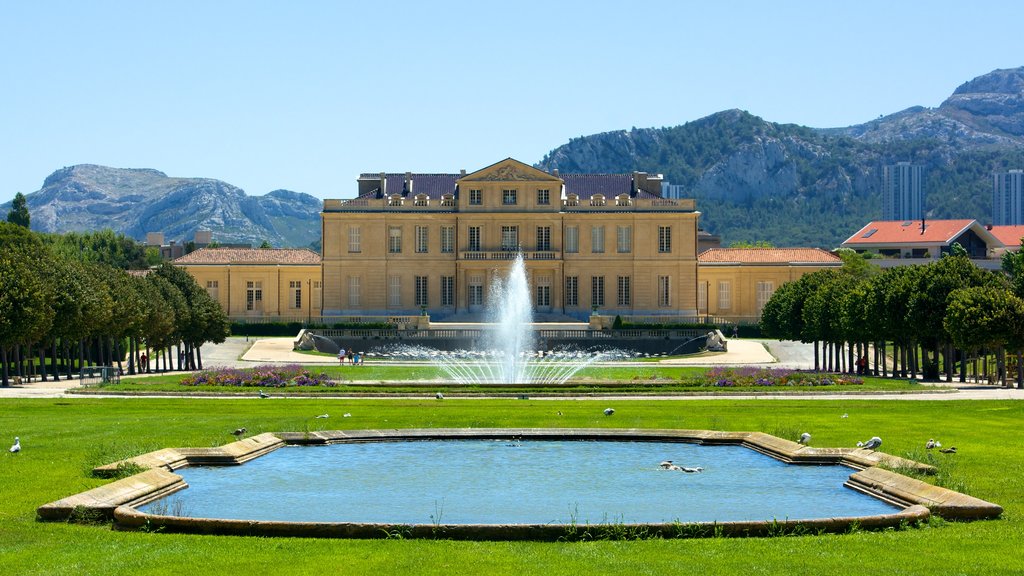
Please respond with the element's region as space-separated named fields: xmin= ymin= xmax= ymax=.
xmin=799 ymin=432 xmax=811 ymax=445
xmin=435 ymin=392 xmax=444 ymax=400
xmin=604 ymin=408 xmax=615 ymax=416
xmin=9 ymin=437 xmax=20 ymax=453
xmin=258 ymin=389 xmax=270 ymax=399
xmin=316 ymin=414 xmax=329 ymax=419
xmin=857 ymin=436 xmax=882 ymax=450
xmin=232 ymin=427 xmax=246 ymax=437
xmin=940 ymin=446 xmax=958 ymax=454
xmin=926 ymin=439 xmax=941 ymax=450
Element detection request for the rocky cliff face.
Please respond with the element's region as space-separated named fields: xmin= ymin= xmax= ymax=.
xmin=537 ymin=68 xmax=1024 ymax=248
xmin=1 ymin=165 xmax=322 ymax=248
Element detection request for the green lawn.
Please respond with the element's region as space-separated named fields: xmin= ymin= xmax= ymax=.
xmin=1 ymin=398 xmax=1022 ymax=575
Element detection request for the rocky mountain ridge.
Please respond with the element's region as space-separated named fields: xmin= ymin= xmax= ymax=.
xmin=1 ymin=164 xmax=322 ymax=248
xmin=537 ymin=67 xmax=1024 ymax=248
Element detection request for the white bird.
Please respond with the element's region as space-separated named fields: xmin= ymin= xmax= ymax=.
xmin=231 ymin=427 xmax=246 ymax=436
xmin=9 ymin=437 xmax=20 ymax=453
xmin=841 ymin=413 xmax=849 ymax=419
xmin=680 ymin=466 xmax=704 ymax=473
xmin=604 ymin=408 xmax=615 ymax=416
xmin=343 ymin=413 xmax=352 ymax=418
xmin=940 ymin=446 xmax=958 ymax=454
xmin=798 ymin=432 xmax=811 ymax=445
xmin=258 ymin=389 xmax=270 ymax=399
xmin=857 ymin=436 xmax=882 ymax=450
xmin=659 ymin=460 xmax=674 ymax=469
xmin=315 ymin=414 xmax=329 ymax=419
xmin=435 ymin=392 xmax=444 ymax=400
xmin=925 ymin=439 xmax=941 ymax=450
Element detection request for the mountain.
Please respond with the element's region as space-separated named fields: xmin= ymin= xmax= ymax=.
xmin=0 ymin=165 xmax=322 ymax=248
xmin=537 ymin=67 xmax=1024 ymax=248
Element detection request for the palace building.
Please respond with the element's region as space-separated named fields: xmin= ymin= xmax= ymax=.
xmin=320 ymin=158 xmax=700 ymax=320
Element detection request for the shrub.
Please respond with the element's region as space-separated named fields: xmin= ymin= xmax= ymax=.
xmin=180 ymin=364 xmax=334 ymax=388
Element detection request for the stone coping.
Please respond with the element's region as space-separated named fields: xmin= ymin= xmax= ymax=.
xmin=39 ymin=428 xmax=1003 ymax=540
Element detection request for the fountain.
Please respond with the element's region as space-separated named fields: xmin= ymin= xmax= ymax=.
xmin=400 ymin=253 xmax=622 ymax=384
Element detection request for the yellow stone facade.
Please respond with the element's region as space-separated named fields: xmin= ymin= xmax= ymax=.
xmin=696 ymin=248 xmax=842 ymax=323
xmin=173 ymin=249 xmax=323 ymax=321
xmin=322 ymin=158 xmax=699 ymax=320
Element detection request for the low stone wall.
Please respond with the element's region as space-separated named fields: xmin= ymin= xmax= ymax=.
xmin=39 ymin=428 xmax=1003 ymax=539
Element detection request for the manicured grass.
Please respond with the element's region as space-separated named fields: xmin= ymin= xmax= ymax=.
xmin=2 ymin=398 xmax=1022 ymax=575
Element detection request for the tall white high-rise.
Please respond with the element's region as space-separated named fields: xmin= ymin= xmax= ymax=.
xmin=993 ymin=170 xmax=1024 ymax=225
xmin=882 ymin=162 xmax=923 ymax=221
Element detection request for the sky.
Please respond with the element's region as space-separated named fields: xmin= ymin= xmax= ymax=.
xmin=2 ymin=1 xmax=1023 ymax=205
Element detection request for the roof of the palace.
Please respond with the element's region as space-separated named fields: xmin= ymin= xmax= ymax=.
xmin=172 ymin=248 xmax=321 ymax=265
xmin=355 ymin=172 xmax=659 ymax=200
xmin=698 ymin=248 xmax=842 ymax=264
xmin=842 ymin=220 xmax=982 ymax=246
xmin=988 ymin=225 xmax=1024 ymax=247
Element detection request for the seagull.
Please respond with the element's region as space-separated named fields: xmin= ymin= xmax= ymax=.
xmin=925 ymin=439 xmax=941 ymax=450
xmin=659 ymin=460 xmax=675 ymax=469
xmin=315 ymin=414 xmax=329 ymax=419
xmin=841 ymin=413 xmax=849 ymax=419
xmin=258 ymin=389 xmax=270 ymax=399
xmin=799 ymin=432 xmax=811 ymax=445
xmin=857 ymin=436 xmax=882 ymax=450
xmin=939 ymin=446 xmax=958 ymax=454
xmin=557 ymin=411 xmax=563 ymax=416
xmin=231 ymin=427 xmax=246 ymax=436
xmin=680 ymin=466 xmax=704 ymax=473
xmin=435 ymin=392 xmax=444 ymax=400
xmin=9 ymin=437 xmax=20 ymax=453
xmin=343 ymin=413 xmax=352 ymax=418
xmin=604 ymin=408 xmax=615 ymax=416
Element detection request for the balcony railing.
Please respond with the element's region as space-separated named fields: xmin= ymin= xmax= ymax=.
xmin=459 ymin=251 xmax=561 ymax=261
xmin=324 ymin=197 xmax=696 ymax=212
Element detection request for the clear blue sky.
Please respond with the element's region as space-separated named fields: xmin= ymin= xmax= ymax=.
xmin=2 ymin=0 xmax=1022 ymax=205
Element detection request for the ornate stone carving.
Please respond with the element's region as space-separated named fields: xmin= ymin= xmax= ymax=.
xmin=467 ymin=164 xmax=557 ymax=182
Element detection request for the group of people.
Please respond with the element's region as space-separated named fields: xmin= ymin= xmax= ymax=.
xmin=337 ymin=347 xmax=363 ymax=365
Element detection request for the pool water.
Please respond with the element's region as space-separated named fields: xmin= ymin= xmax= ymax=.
xmin=140 ymin=440 xmax=899 ymax=524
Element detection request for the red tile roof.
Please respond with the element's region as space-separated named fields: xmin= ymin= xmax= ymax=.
xmin=698 ymin=248 xmax=841 ymax=264
xmin=842 ymin=220 xmax=978 ymax=246
xmin=172 ymin=248 xmax=321 ymax=265
xmin=988 ymin=225 xmax=1024 ymax=248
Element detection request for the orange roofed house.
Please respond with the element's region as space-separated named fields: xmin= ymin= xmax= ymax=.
xmin=697 ymin=248 xmax=842 ymax=323
xmin=841 ymin=220 xmax=1001 ymax=262
xmin=172 ymin=248 xmax=322 ymax=321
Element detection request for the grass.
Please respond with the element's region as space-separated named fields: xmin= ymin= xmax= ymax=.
xmin=85 ymin=365 xmax=935 ymax=396
xmin=2 ymin=398 xmax=1023 ymax=575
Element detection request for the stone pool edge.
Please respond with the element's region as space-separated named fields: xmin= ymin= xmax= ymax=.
xmin=37 ymin=429 xmax=1003 ymax=539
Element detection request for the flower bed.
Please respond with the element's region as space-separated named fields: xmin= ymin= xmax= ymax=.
xmin=696 ymin=367 xmax=863 ymax=388
xmin=180 ymin=365 xmax=334 ymax=388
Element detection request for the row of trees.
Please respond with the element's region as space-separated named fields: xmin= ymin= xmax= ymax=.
xmin=0 ymin=222 xmax=229 ymax=386
xmin=760 ymin=247 xmax=1024 ymax=387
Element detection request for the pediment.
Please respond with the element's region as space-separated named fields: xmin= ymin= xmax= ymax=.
xmin=460 ymin=158 xmax=561 ymax=183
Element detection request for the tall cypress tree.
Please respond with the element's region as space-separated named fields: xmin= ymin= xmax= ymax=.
xmin=6 ymin=192 xmax=30 ymax=228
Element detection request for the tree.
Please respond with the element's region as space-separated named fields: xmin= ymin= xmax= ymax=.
xmin=945 ymin=286 xmax=1024 ymax=386
xmin=258 ymin=240 xmax=272 ymax=249
xmin=6 ymin=192 xmax=30 ymax=228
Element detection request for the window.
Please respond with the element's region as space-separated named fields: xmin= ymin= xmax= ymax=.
xmin=469 ymin=275 xmax=483 ymax=307
xmin=565 ymin=276 xmax=578 ymax=307
xmin=756 ymin=281 xmax=775 ymax=315
xmin=348 ymin=226 xmax=361 ymax=253
xmin=591 ymin=276 xmax=605 ymax=308
xmin=616 ymin=194 xmax=631 ymax=206
xmin=388 ymin=226 xmax=402 ymax=253
xmin=617 ymin=276 xmax=631 ymax=307
xmin=289 ymin=280 xmax=302 ymax=309
xmin=441 ymin=226 xmax=454 ymax=253
xmin=659 ymin=276 xmax=672 ymax=308
xmin=205 ymin=280 xmax=219 ymax=302
xmin=658 ymin=226 xmax=672 ymax=253
xmin=469 ymin=189 xmax=482 ymax=205
xmin=591 ymin=194 xmax=606 ymax=207
xmin=348 ymin=276 xmax=361 ymax=307
xmin=415 ymin=276 xmax=428 ymax=307
xmin=313 ymin=280 xmax=322 ymax=309
xmin=536 ymin=276 xmax=551 ymax=307
xmin=441 ymin=194 xmax=455 ymax=207
xmin=565 ymin=226 xmax=579 ymax=253
xmin=441 ymin=276 xmax=454 ymax=307
xmin=245 ymin=281 xmax=263 ymax=311
xmin=414 ymin=194 xmax=428 ymax=206
xmin=616 ymin=226 xmax=632 ymax=253
xmin=500 ymin=225 xmax=519 ymax=251
xmin=415 ymin=225 xmax=429 ymax=253
xmin=536 ymin=226 xmax=551 ymax=251
xmin=502 ymin=189 xmax=517 ymax=205
xmin=388 ymin=275 xmax=401 ymax=307
xmin=591 ymin=225 xmax=605 ymax=253
xmin=388 ymin=194 xmax=402 ymax=207
xmin=566 ymin=194 xmax=579 ymax=207
xmin=537 ymin=189 xmax=550 ymax=205
xmin=718 ymin=281 xmax=731 ymax=311
xmin=468 ymin=226 xmax=481 ymax=251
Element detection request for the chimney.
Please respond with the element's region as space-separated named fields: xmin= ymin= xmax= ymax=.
xmin=380 ymin=172 xmax=386 ymax=196
xmin=406 ymin=171 xmax=412 ymax=194
xmin=987 ymin=223 xmax=993 ymax=230
xmin=920 ymin=217 xmax=926 ymax=235
xmin=460 ymin=169 xmax=466 ymax=177
xmin=553 ymin=168 xmax=559 ymax=177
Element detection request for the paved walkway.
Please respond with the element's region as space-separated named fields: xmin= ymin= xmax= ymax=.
xmin=2 ymin=336 xmax=1022 ymax=400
